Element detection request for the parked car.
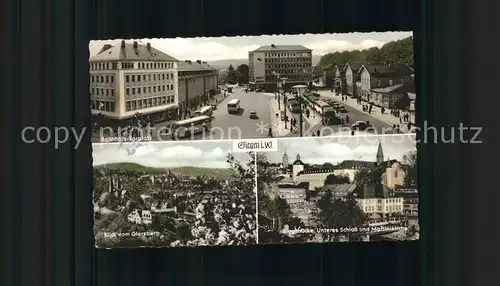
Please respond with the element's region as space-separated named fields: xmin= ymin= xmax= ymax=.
xmin=249 ymin=110 xmax=258 ymax=119
xmin=352 ymin=121 xmax=373 ymax=131
xmin=338 ymin=106 xmax=348 ymax=113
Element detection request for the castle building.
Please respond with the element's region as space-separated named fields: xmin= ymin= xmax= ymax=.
xmin=282 ymin=141 xmax=391 ymax=191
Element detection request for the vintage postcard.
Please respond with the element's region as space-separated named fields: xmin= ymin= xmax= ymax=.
xmin=89 ymin=32 xmax=415 ymax=143
xmin=256 ymin=134 xmax=418 ymax=244
xmin=93 ymin=140 xmax=258 ymax=248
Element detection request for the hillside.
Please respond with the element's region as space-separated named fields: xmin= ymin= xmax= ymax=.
xmin=318 ymin=36 xmax=414 ymax=68
xmin=94 ymin=162 xmax=232 ymax=179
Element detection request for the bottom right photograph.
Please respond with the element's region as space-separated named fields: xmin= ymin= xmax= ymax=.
xmin=256 ymin=134 xmax=418 ymax=244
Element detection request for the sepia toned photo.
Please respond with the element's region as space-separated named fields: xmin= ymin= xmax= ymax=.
xmin=89 ymin=32 xmax=416 ymax=143
xmin=256 ymin=135 xmax=418 ymax=244
xmin=93 ymin=141 xmax=257 ymax=248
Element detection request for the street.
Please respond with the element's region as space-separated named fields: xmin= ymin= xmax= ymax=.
xmin=91 ymin=88 xmax=399 ymax=143
xmin=304 ymin=93 xmax=395 ymax=136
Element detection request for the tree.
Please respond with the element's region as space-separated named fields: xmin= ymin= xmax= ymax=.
xmin=353 ymin=168 xmax=379 ymax=186
xmin=324 ymin=174 xmax=350 ymax=184
xmin=314 ymin=192 xmax=367 ymax=242
xmin=236 ymin=64 xmax=249 ymax=84
xmin=402 ymin=151 xmax=417 ymax=186
xmin=226 ymin=65 xmax=238 ymax=84
xmin=318 ymin=36 xmax=414 ymax=68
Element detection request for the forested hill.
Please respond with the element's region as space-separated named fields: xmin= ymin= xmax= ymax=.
xmin=318 ymin=36 xmax=414 ymax=68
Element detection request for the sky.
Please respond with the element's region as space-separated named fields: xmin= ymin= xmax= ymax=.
xmin=89 ymin=31 xmax=412 ymax=62
xmin=264 ymin=134 xmax=417 ymax=165
xmin=92 ymin=141 xmax=252 ymax=169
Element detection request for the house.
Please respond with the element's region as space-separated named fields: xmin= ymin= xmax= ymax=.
xmin=321 ymin=63 xmax=335 ymax=89
xmin=344 ymin=62 xmax=364 ymax=97
xmin=370 ymin=81 xmax=415 ymax=109
xmin=393 ymin=188 xmax=418 ymax=217
xmin=381 ymin=161 xmax=407 ymax=189
xmin=128 ymin=209 xmax=154 ymax=225
xmin=333 ymin=65 xmax=347 ymax=94
xmin=277 ymin=182 xmax=309 ymax=205
xmin=355 ymin=184 xmax=404 ymax=217
xmin=358 ymin=63 xmax=413 ymax=102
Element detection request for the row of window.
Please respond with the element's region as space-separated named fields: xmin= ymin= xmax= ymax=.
xmin=264 ymin=75 xmax=310 ymax=81
xmin=265 ymin=58 xmax=311 ymax=63
xmin=125 ymin=73 xmax=174 ymax=83
xmin=91 ymin=100 xmax=116 ymax=112
xmin=125 ymin=85 xmax=175 ymax=96
xmin=264 ymin=52 xmax=311 ymax=58
xmin=137 ymin=62 xmax=174 ymax=70
xmin=90 ymin=62 xmax=118 ymax=70
xmin=125 ymin=96 xmax=175 ymax=111
xmin=364 ymin=205 xmax=403 ymax=212
xmin=91 ymin=74 xmax=115 ymax=84
xmin=265 ymin=68 xmax=311 ymax=75
xmin=265 ymin=64 xmax=311 ymax=71
xmin=89 ymin=61 xmax=175 ymax=70
xmin=91 ymin=88 xmax=114 ymax=97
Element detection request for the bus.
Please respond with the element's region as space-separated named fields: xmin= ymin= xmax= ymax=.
xmin=193 ymin=106 xmax=213 ymax=117
xmin=227 ymin=99 xmax=240 ymax=113
xmin=170 ymin=115 xmax=212 ymax=139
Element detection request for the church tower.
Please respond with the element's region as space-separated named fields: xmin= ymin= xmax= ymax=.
xmin=376 ymin=141 xmax=384 ymax=165
xmin=282 ymin=150 xmax=289 ymax=170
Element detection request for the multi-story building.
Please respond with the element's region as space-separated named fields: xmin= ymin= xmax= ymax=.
xmin=344 ymin=62 xmax=364 ymax=97
xmin=358 ymin=63 xmax=413 ymax=103
xmin=356 ymin=184 xmax=404 ymax=217
xmin=177 ymin=60 xmax=218 ymax=113
xmin=89 ymin=40 xmax=179 ymax=124
xmin=248 ymin=44 xmax=313 ymax=91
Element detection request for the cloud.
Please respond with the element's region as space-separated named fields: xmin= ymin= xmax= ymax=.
xmin=92 ymin=142 xmax=233 ymax=169
xmin=89 ymin=32 xmax=409 ymax=61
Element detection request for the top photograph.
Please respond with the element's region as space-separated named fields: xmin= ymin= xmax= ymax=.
xmin=89 ymin=31 xmax=416 ymax=143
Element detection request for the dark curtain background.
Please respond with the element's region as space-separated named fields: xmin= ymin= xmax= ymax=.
xmin=2 ymin=0 xmax=499 ymax=285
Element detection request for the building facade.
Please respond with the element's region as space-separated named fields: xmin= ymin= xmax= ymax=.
xmin=177 ymin=60 xmax=218 ymax=113
xmin=332 ymin=64 xmax=347 ymax=94
xmin=248 ymin=45 xmax=313 ymax=91
xmin=358 ymin=64 xmax=413 ymax=102
xmin=344 ymin=62 xmax=363 ymax=97
xmin=89 ymin=40 xmax=179 ymax=124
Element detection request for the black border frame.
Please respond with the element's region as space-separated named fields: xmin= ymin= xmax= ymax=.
xmin=2 ymin=0 xmax=499 ymax=285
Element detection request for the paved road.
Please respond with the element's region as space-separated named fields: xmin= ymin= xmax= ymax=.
xmin=209 ymin=89 xmax=272 ymax=139
xmin=305 ymin=95 xmax=395 ymax=136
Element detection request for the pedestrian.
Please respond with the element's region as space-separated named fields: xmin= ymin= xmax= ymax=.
xmin=399 ymin=116 xmax=402 ymax=123
xmin=316 ymin=130 xmax=320 ymax=137
xmin=393 ymin=124 xmax=397 ymax=131
xmin=396 ymin=124 xmax=400 ymax=133
xmin=351 ymin=130 xmax=355 ymax=136
xmin=407 ymin=122 xmax=411 ymax=131
xmin=268 ymin=127 xmax=273 ymax=138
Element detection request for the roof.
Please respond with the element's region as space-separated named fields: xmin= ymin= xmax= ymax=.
xmin=90 ymin=41 xmax=179 ymax=62
xmin=178 ymin=60 xmax=216 ymax=71
xmin=370 ymin=82 xmax=415 ymax=94
xmin=321 ymin=184 xmax=357 ymax=197
xmin=293 ymin=159 xmax=305 ymax=165
xmin=360 ymin=63 xmax=413 ymax=77
xmin=322 ymin=63 xmax=335 ymax=70
xmin=336 ymin=160 xmax=376 ymax=170
xmin=250 ymin=45 xmax=312 ymax=52
xmin=345 ymin=62 xmax=365 ymax=73
xmin=357 ymin=183 xmax=394 ymax=199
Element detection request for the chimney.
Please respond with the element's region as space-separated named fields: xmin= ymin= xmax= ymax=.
xmin=133 ymin=41 xmax=138 ymax=48
xmin=196 ymin=60 xmax=202 ymax=64
xmin=271 ymin=44 xmax=276 ymax=48
xmin=185 ymin=60 xmax=191 ymax=64
xmin=120 ymin=40 xmax=125 ymax=48
xmin=146 ymin=43 xmax=151 ymax=50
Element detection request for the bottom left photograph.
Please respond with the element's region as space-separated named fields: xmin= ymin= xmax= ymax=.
xmin=92 ymin=140 xmax=257 ymax=248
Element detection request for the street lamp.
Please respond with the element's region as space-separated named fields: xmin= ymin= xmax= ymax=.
xmin=281 ymin=78 xmax=289 ymax=130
